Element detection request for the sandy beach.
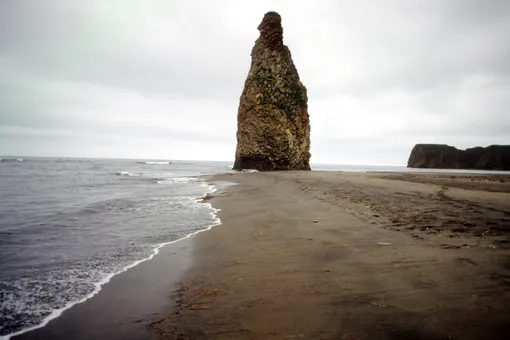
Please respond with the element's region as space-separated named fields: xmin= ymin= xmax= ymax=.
xmin=149 ymin=171 xmax=510 ymax=339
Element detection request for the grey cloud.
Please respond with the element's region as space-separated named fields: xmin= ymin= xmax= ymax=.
xmin=0 ymin=74 xmax=235 ymax=143
xmin=0 ymin=0 xmax=509 ymax=164
xmin=0 ymin=0 xmax=251 ymax=99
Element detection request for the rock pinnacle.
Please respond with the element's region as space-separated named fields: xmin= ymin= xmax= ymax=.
xmin=233 ymin=12 xmax=311 ymax=171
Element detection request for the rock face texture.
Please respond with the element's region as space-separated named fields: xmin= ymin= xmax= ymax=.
xmin=407 ymin=144 xmax=510 ymax=170
xmin=233 ymin=12 xmax=311 ymax=171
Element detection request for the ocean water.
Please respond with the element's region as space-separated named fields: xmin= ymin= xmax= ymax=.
xmin=0 ymin=158 xmax=233 ymax=338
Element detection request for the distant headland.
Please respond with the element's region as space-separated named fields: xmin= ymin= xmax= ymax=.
xmin=407 ymin=144 xmax=510 ymax=170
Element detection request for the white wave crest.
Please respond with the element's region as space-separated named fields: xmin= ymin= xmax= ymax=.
xmin=0 ymin=158 xmax=23 ymax=162
xmin=136 ymin=161 xmax=171 ymax=165
xmin=115 ymin=171 xmax=132 ymax=176
xmin=157 ymin=177 xmax=196 ymax=184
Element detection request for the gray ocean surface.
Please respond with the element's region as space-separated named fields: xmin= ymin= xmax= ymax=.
xmin=0 ymin=158 xmax=232 ymax=338
xmin=1 ymin=157 xmax=508 ymax=338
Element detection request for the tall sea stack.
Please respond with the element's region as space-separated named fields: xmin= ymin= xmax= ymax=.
xmin=233 ymin=12 xmax=311 ymax=171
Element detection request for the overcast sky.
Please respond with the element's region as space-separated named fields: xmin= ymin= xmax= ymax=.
xmin=0 ymin=0 xmax=509 ymax=165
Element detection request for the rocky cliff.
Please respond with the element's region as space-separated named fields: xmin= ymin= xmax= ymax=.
xmin=233 ymin=12 xmax=311 ymax=171
xmin=407 ymin=144 xmax=510 ymax=170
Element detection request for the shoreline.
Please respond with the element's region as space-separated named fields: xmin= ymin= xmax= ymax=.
xmin=6 ymin=227 xmax=216 ymax=340
xmin=6 ymin=179 xmax=228 ymax=340
xmin=9 ymin=238 xmax=194 ymax=340
xmin=149 ymin=171 xmax=510 ymax=339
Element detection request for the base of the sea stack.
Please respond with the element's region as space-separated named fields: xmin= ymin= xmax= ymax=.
xmin=233 ymin=156 xmax=311 ymax=172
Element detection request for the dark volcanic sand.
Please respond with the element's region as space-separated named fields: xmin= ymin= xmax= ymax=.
xmin=149 ymin=172 xmax=510 ymax=339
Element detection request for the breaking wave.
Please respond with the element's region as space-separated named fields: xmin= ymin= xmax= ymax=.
xmin=115 ymin=171 xmax=132 ymax=176
xmin=157 ymin=177 xmax=197 ymax=184
xmin=0 ymin=158 xmax=23 ymax=162
xmin=136 ymin=161 xmax=171 ymax=165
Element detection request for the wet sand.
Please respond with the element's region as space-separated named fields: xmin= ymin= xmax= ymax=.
xmin=149 ymin=171 xmax=510 ymax=339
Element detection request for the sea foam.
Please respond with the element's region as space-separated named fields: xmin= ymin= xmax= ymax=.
xmin=157 ymin=177 xmax=197 ymax=184
xmin=115 ymin=171 xmax=132 ymax=176
xmin=136 ymin=161 xmax=171 ymax=165
xmin=0 ymin=158 xmax=23 ymax=162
